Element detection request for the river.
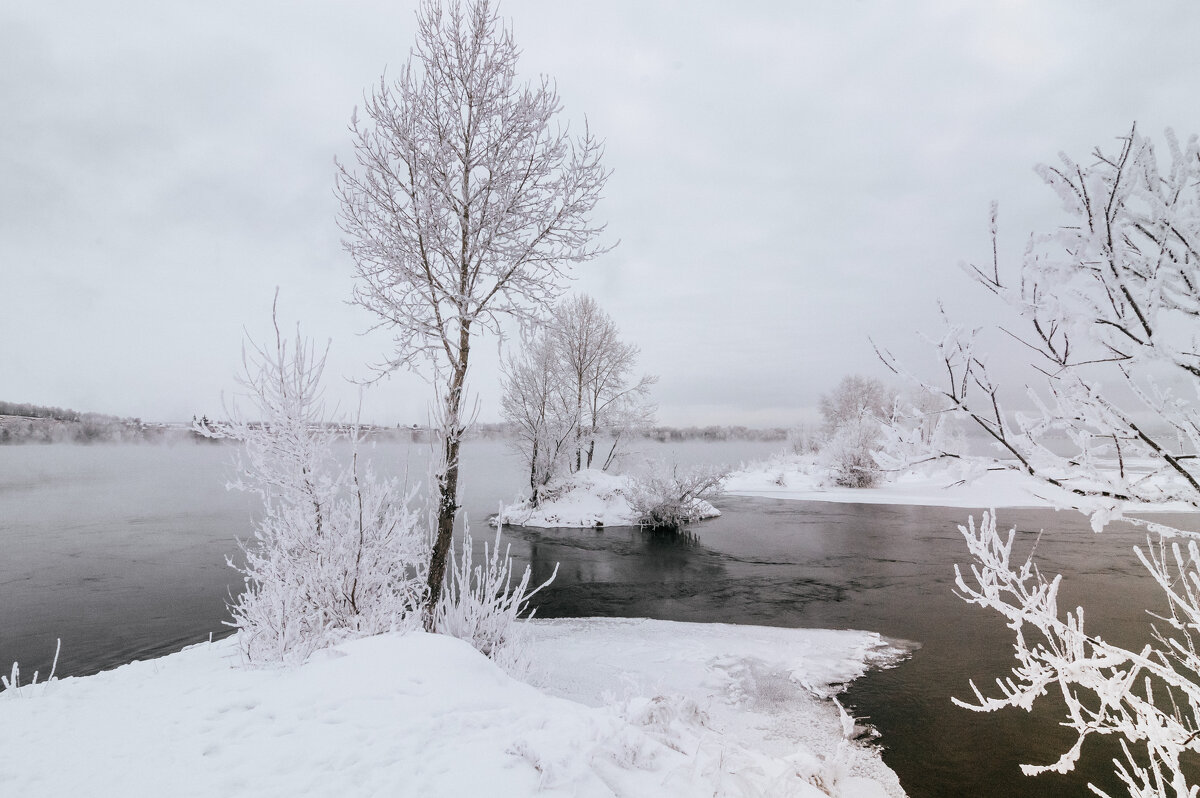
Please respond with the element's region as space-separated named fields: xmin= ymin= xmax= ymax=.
xmin=0 ymin=440 xmax=1188 ymax=796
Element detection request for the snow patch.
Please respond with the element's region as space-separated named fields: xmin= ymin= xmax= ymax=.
xmin=497 ymin=468 xmax=720 ymax=528
xmin=1 ymin=619 xmax=910 ymax=798
xmin=726 ymin=453 xmax=1200 ymax=513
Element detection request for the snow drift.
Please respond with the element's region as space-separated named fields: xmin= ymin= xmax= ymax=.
xmin=0 ymin=618 xmax=909 ymax=797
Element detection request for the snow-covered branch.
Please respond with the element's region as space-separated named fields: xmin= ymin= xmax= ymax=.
xmin=886 ymin=127 xmax=1200 ymax=795
xmin=955 ymin=514 xmax=1200 ymax=796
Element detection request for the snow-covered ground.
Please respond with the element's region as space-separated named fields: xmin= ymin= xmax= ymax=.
xmin=496 ymin=469 xmax=719 ymax=528
xmin=0 ymin=618 xmax=908 ymax=798
xmin=726 ymin=453 xmax=1199 ymax=513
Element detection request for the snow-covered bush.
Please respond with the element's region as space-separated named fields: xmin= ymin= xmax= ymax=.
xmin=786 ymin=424 xmax=821 ymax=455
xmin=818 ymin=416 xmax=883 ymax=488
xmin=815 ymin=375 xmax=898 ymax=488
xmin=220 ymin=299 xmax=428 ymax=664
xmin=433 ymin=524 xmax=556 ymax=669
xmin=628 ymin=464 xmax=726 ymax=531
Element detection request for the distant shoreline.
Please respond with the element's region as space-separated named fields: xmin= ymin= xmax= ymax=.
xmin=0 ymin=412 xmax=791 ymax=447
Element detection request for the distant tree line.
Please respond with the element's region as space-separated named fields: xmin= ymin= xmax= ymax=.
xmin=0 ymin=401 xmax=145 ymax=444
xmin=638 ymin=425 xmax=788 ymax=443
xmin=0 ymin=401 xmax=87 ymax=422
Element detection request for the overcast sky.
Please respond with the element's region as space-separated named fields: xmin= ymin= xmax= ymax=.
xmin=5 ymin=1 xmax=1200 ymax=427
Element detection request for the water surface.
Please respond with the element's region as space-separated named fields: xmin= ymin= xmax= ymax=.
xmin=0 ymin=441 xmax=1188 ymax=796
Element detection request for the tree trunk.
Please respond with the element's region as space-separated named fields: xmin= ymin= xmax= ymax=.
xmin=529 ymin=436 xmax=540 ymax=507
xmin=424 ymin=416 xmax=461 ymax=631
xmin=573 ymin=381 xmax=584 ymax=472
xmin=602 ymin=433 xmax=620 ymax=472
xmin=424 ymin=346 xmax=469 ymax=630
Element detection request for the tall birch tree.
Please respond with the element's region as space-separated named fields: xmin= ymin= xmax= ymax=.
xmin=336 ymin=0 xmax=610 ymax=627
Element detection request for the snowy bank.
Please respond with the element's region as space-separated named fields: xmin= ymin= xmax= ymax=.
xmin=726 ymin=453 xmax=1200 ymax=513
xmin=496 ymin=469 xmax=719 ymax=528
xmin=0 ymin=618 xmax=909 ymax=798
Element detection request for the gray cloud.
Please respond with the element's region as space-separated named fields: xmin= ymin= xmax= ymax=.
xmin=5 ymin=1 xmax=1200 ymax=425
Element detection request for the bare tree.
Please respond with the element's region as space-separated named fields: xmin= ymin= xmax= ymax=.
xmin=500 ymin=294 xmax=654 ymax=500
xmin=499 ymin=328 xmax=576 ymax=505
xmin=880 ymin=126 xmax=1200 ymax=796
xmin=551 ymin=294 xmax=655 ymax=472
xmin=335 ymin=0 xmax=610 ymax=627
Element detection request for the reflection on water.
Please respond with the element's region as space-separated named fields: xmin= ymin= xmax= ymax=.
xmin=1 ymin=442 xmax=1191 ymax=796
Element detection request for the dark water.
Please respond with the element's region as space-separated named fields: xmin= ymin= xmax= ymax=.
xmin=0 ymin=439 xmax=776 ymax=675
xmin=507 ymin=498 xmax=1196 ymax=798
xmin=1 ymin=442 xmax=1193 ymax=796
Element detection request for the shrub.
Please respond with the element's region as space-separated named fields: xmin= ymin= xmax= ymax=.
xmin=628 ymin=464 xmax=726 ymax=531
xmin=220 ymin=298 xmax=428 ymax=664
xmin=433 ymin=525 xmax=556 ymax=670
xmin=819 ymin=416 xmax=883 ymax=488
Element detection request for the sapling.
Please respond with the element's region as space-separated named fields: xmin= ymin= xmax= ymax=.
xmin=220 ymin=296 xmax=428 ymax=664
xmin=433 ymin=519 xmax=557 ymax=669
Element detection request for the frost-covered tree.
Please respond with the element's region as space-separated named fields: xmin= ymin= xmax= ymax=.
xmin=880 ymin=126 xmax=1200 ymax=796
xmin=818 ymin=375 xmax=894 ymax=439
xmin=500 ymin=294 xmax=654 ymax=502
xmin=873 ymin=387 xmax=962 ymax=472
xmin=499 ymin=328 xmax=576 ymax=506
xmin=335 ymin=0 xmax=610 ymax=627
xmin=552 ymin=294 xmax=655 ymax=472
xmin=219 ymin=299 xmax=428 ymax=664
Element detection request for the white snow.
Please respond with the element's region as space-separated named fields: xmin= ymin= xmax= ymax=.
xmin=726 ymin=454 xmax=1200 ymax=513
xmin=496 ymin=469 xmax=719 ymax=528
xmin=0 ymin=618 xmax=909 ymax=798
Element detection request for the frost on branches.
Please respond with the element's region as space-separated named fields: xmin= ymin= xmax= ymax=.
xmin=956 ymin=514 xmax=1200 ymax=797
xmin=433 ymin=524 xmax=557 ymax=671
xmin=335 ymin=0 xmax=610 ymax=627
xmin=882 ymin=127 xmax=1200 ymax=796
xmin=219 ymin=303 xmax=428 ymax=664
xmin=627 ymin=465 xmax=726 ymax=531
xmin=811 ymin=375 xmax=957 ymax=489
xmin=501 ymin=294 xmax=654 ymax=505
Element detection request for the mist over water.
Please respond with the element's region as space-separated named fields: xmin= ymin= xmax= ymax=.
xmin=0 ymin=439 xmax=777 ymax=675
xmin=0 ymin=440 xmax=1185 ymax=796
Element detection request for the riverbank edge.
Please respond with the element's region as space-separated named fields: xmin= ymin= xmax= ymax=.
xmin=0 ymin=617 xmax=911 ymax=797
